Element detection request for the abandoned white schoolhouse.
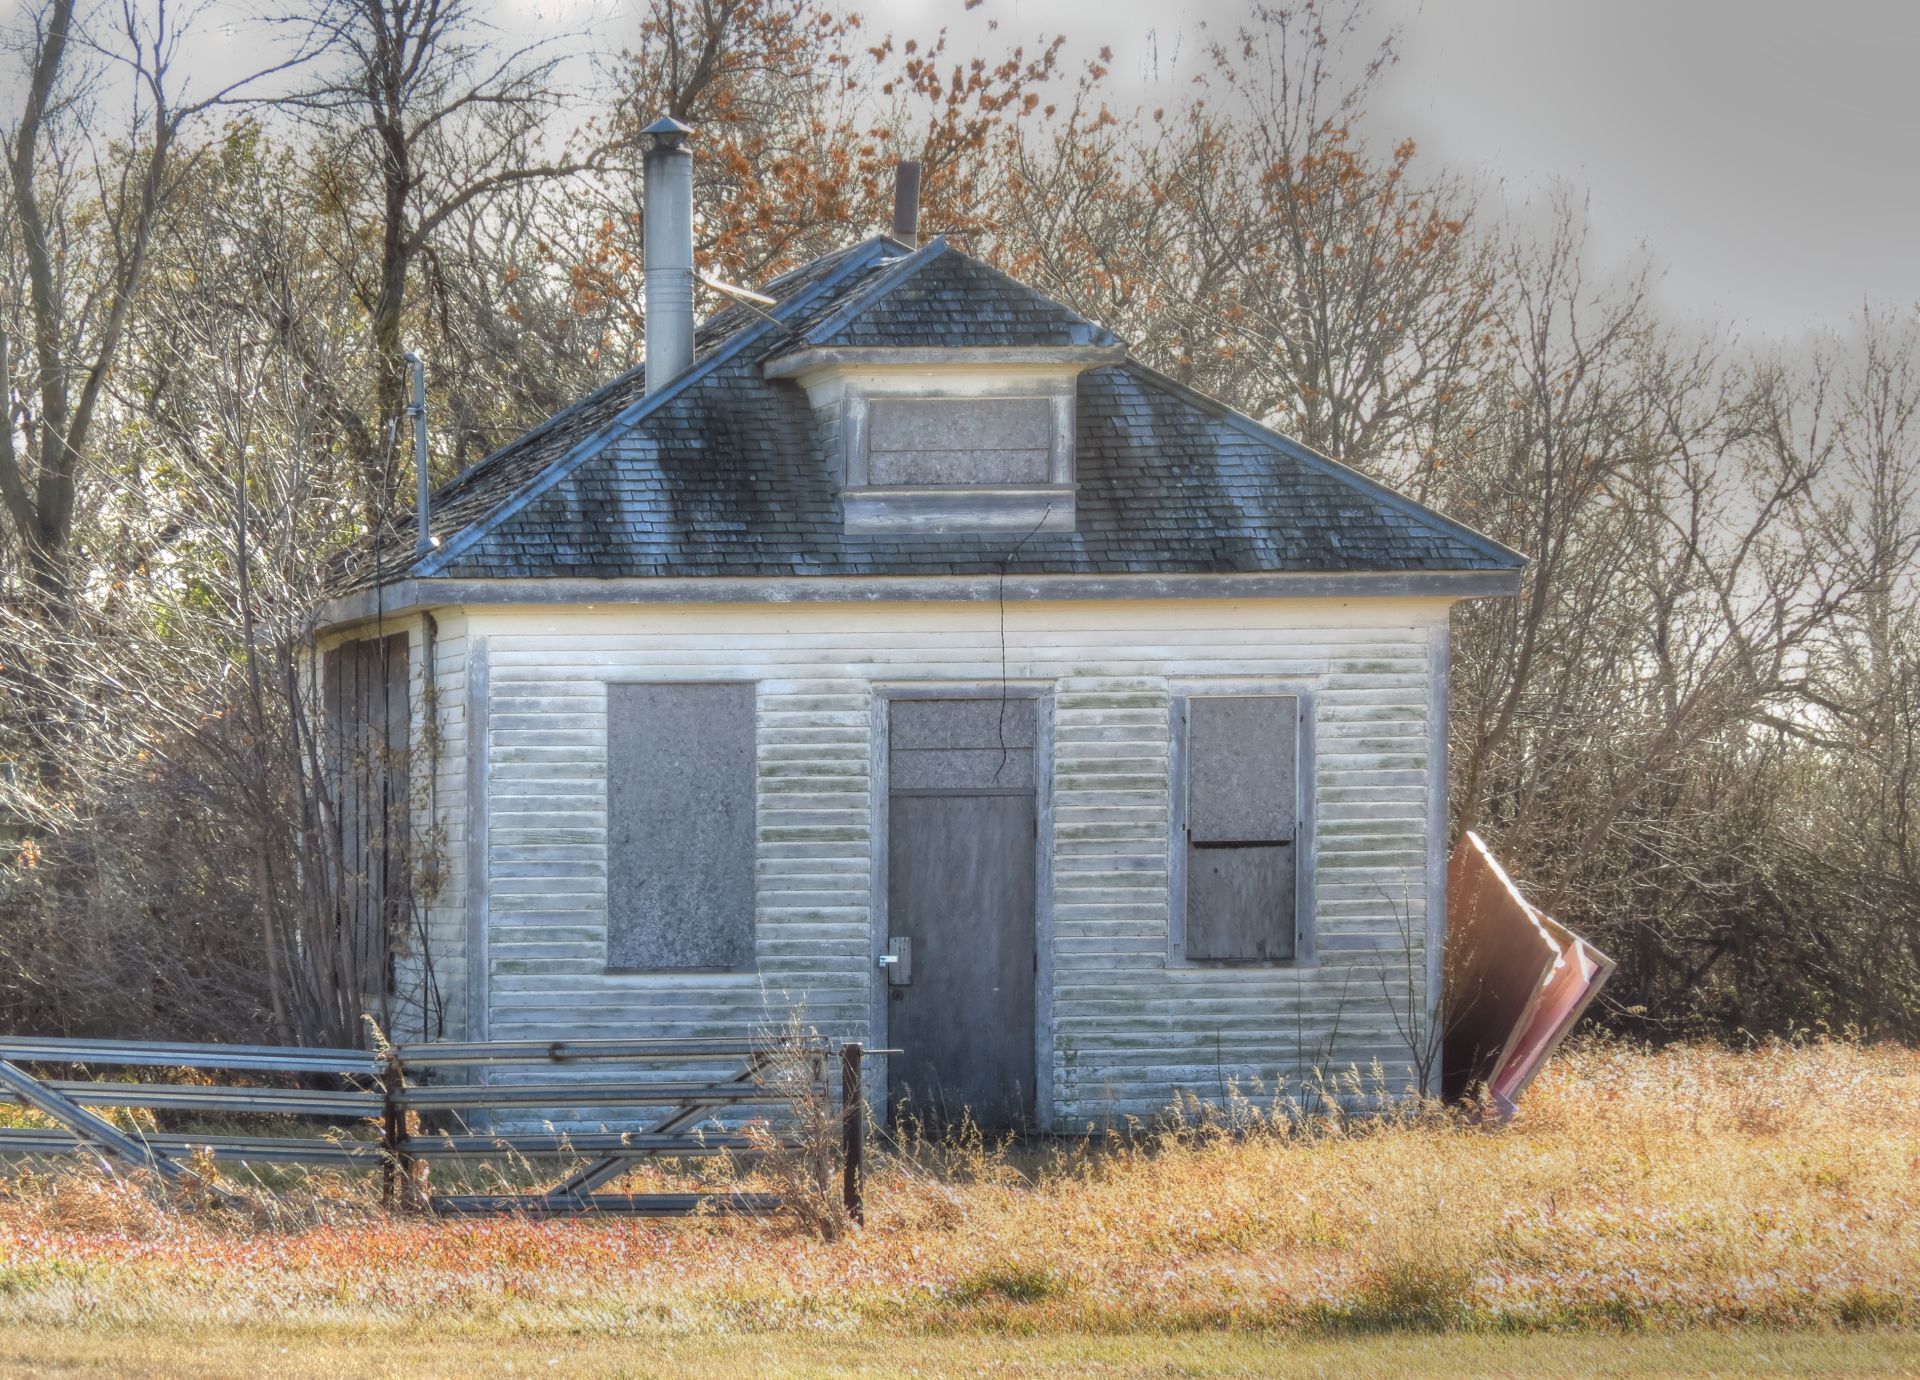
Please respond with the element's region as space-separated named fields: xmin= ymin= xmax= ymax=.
xmin=312 ymin=125 xmax=1525 ymax=1131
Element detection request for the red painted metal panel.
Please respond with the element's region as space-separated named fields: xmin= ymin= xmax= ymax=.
xmin=1443 ymin=832 xmax=1615 ymax=1114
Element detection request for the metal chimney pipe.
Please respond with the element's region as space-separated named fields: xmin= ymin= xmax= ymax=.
xmin=643 ymin=117 xmax=697 ymax=395
xmin=891 ymin=160 xmax=923 ymax=245
xmin=404 ymin=351 xmax=430 ymax=554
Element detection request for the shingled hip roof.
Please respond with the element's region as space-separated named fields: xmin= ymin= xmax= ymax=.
xmin=324 ymin=234 xmax=1523 ymax=600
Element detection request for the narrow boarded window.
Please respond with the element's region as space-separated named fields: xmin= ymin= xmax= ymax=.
xmin=1180 ymin=694 xmax=1301 ymax=962
xmin=607 ymin=682 xmax=757 ymax=971
xmin=322 ymin=633 xmax=412 ymax=993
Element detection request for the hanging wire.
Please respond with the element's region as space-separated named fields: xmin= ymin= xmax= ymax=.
xmin=994 ymin=505 xmax=1054 ymax=783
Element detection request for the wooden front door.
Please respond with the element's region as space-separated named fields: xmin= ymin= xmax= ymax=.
xmin=884 ymin=697 xmax=1038 ymax=1131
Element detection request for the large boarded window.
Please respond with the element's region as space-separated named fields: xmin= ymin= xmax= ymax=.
xmin=607 ymin=682 xmax=757 ymax=971
xmin=1175 ymin=693 xmax=1306 ymax=963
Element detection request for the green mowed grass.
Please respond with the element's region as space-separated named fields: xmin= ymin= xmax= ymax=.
xmin=0 ymin=1326 xmax=1915 ymax=1378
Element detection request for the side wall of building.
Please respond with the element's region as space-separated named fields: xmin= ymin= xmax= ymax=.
xmin=413 ymin=610 xmax=472 ymax=1041
xmin=453 ymin=597 xmax=1450 ymax=1127
xmin=312 ymin=613 xmax=471 ymax=1045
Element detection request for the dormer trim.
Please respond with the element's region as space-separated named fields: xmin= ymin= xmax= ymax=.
xmin=767 ymin=345 xmax=1124 ymax=536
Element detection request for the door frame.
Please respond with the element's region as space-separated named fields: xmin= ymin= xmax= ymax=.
xmin=869 ymin=681 xmax=1055 ymax=1129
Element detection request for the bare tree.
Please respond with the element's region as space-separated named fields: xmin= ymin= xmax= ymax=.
xmin=0 ymin=0 xmax=310 ymax=819
xmin=294 ymin=0 xmax=601 ymax=525
xmin=1447 ymin=195 xmax=1666 ymax=848
xmin=1001 ymin=2 xmax=1497 ymax=486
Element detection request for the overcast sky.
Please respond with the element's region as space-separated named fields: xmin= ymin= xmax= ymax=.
xmin=38 ymin=0 xmax=1912 ymax=340
xmin=849 ymin=0 xmax=1920 ymax=340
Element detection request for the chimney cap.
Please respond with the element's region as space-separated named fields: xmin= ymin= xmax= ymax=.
xmin=643 ymin=116 xmax=695 ymax=147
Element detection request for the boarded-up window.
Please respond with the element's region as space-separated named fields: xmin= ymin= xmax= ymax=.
xmin=1179 ymin=694 xmax=1301 ymax=962
xmin=323 ymin=634 xmax=412 ymax=993
xmin=866 ymin=397 xmax=1053 ymax=487
xmin=607 ymin=682 xmax=757 ymax=971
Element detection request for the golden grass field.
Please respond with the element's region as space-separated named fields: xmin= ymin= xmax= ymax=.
xmin=0 ymin=1038 xmax=1915 ymax=1376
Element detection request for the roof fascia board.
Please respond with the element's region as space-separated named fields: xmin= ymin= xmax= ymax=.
xmin=312 ymin=567 xmax=1521 ymax=632
xmin=1117 ymin=360 xmax=1529 ymax=572
xmin=409 ymin=237 xmax=900 ymax=581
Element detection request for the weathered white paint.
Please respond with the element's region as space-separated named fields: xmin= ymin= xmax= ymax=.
xmin=425 ymin=597 xmax=1453 ymax=1128
xmin=397 ymin=611 xmax=471 ymax=1042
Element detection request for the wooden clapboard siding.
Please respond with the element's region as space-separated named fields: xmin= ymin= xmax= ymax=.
xmin=425 ymin=613 xmax=471 ymax=1041
xmin=449 ymin=598 xmax=1447 ymax=1128
xmin=390 ymin=613 xmax=471 ymax=1043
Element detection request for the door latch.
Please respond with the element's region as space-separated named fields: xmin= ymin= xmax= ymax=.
xmin=878 ymin=936 xmax=912 ymax=985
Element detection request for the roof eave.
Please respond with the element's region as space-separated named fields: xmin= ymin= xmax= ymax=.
xmin=309 ymin=566 xmax=1522 ymax=636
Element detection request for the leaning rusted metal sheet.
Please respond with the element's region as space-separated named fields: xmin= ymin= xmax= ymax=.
xmin=1442 ymin=831 xmax=1614 ymax=1113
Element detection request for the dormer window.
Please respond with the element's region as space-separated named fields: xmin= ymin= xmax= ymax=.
xmin=765 ymin=345 xmax=1125 ymax=534
xmin=867 ymin=397 xmax=1052 ymax=486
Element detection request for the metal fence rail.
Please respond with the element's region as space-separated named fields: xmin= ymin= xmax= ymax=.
xmin=0 ymin=1035 xmax=869 ymax=1220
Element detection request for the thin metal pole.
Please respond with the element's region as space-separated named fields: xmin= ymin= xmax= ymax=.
xmin=404 ymin=351 xmax=429 ymax=553
xmin=840 ymin=1043 xmax=864 ymax=1226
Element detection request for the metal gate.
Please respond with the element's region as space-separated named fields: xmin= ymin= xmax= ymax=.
xmin=0 ymin=1035 xmax=867 ymax=1219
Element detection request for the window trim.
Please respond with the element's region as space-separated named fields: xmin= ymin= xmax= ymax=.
xmin=1167 ymin=680 xmax=1318 ymax=969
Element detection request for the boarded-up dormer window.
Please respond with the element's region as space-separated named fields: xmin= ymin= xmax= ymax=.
xmin=866 ymin=397 xmax=1053 ymax=487
xmin=764 ymin=343 xmax=1125 ymax=535
xmin=1173 ymin=692 xmax=1309 ymax=963
xmin=606 ymin=682 xmax=757 ymax=971
xmin=835 ymin=383 xmax=1077 ymax=533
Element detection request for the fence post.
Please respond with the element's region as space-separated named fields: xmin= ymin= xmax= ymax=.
xmin=380 ymin=1048 xmax=412 ymax=1211
xmin=840 ymin=1042 xmax=864 ymax=1226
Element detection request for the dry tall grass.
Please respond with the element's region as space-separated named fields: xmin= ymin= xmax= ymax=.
xmin=0 ymin=1038 xmax=1913 ymax=1337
